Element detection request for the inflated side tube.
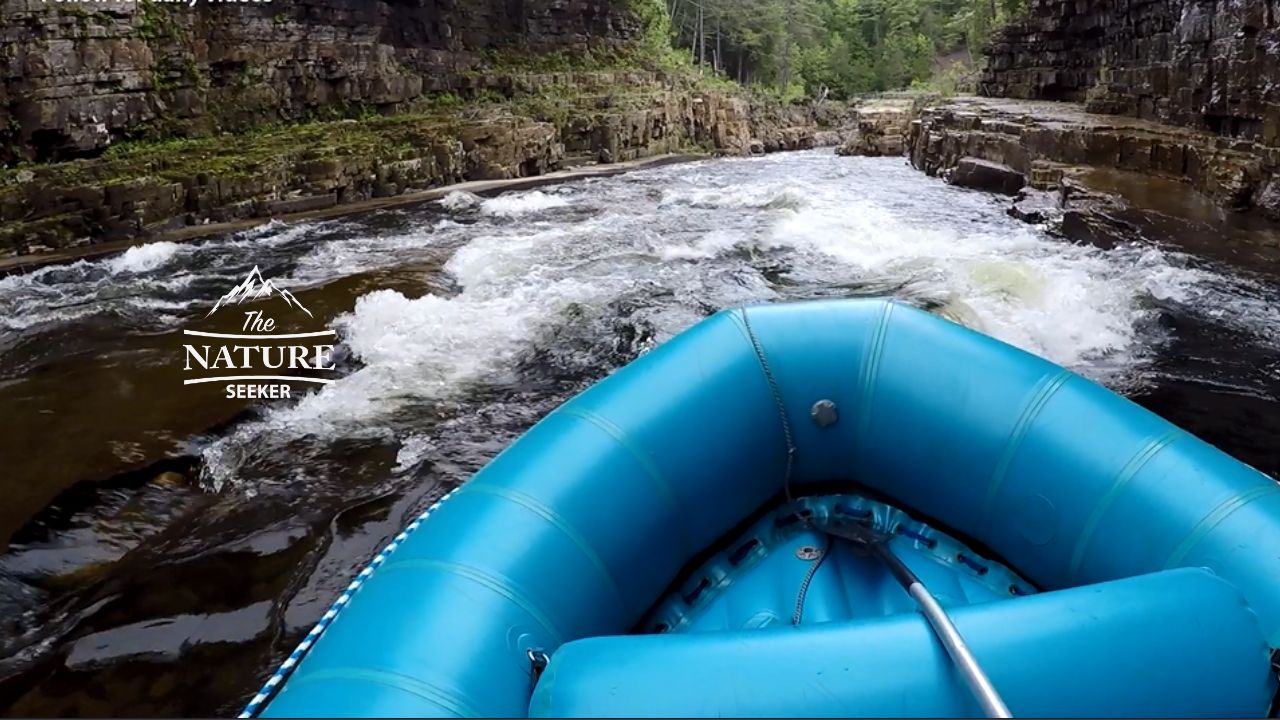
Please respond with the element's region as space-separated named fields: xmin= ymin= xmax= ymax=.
xmin=530 ymin=568 xmax=1276 ymax=718
xmin=262 ymin=309 xmax=790 ymax=717
xmin=739 ymin=300 xmax=1280 ymax=644
xmin=260 ymin=299 xmax=1280 ymax=718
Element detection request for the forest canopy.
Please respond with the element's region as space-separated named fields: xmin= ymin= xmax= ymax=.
xmin=661 ymin=0 xmax=1030 ymax=98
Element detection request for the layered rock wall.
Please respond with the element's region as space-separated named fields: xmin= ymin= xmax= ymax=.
xmin=0 ymin=0 xmax=642 ymax=163
xmin=0 ymin=76 xmax=770 ymax=254
xmin=980 ymin=0 xmax=1280 ymax=146
xmin=835 ymin=96 xmax=929 ymax=157
xmin=908 ymin=97 xmax=1271 ymax=210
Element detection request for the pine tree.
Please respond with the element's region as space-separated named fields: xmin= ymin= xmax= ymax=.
xmin=661 ymin=0 xmax=1029 ymax=100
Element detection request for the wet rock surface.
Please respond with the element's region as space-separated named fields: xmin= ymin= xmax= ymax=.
xmin=948 ymin=157 xmax=1027 ymax=195
xmin=994 ymin=167 xmax=1133 ymax=249
xmin=919 ymin=0 xmax=1280 ymax=235
xmin=1007 ymin=188 xmax=1063 ymax=225
xmin=908 ymin=96 xmax=1276 ymax=214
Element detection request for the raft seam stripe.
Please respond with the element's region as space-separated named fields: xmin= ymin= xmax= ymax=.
xmin=458 ymin=484 xmax=634 ymax=618
xmin=1068 ymin=428 xmax=1185 ymax=582
xmin=857 ymin=301 xmax=896 ymax=447
xmin=377 ymin=558 xmax=567 ymax=646
xmin=281 ymin=667 xmax=483 ymax=718
xmin=238 ymin=488 xmax=458 ymax=718
xmin=557 ymin=406 xmax=691 ymax=554
xmin=982 ymin=369 xmax=1072 ymax=525
xmin=1165 ymin=483 xmax=1280 ymax=568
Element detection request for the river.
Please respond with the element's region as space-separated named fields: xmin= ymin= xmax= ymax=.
xmin=0 ymin=151 xmax=1277 ymax=716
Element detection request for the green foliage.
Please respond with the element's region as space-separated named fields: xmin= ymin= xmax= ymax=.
xmin=910 ymin=59 xmax=976 ymax=96
xmin=662 ymin=0 xmax=1028 ymax=99
xmin=422 ymin=92 xmax=466 ymax=111
xmin=102 ymin=135 xmax=209 ymax=161
xmin=136 ymin=0 xmax=180 ymax=40
xmin=484 ymin=48 xmax=578 ymax=73
xmin=55 ymin=112 xmax=458 ymax=187
xmin=630 ymin=0 xmax=684 ymax=66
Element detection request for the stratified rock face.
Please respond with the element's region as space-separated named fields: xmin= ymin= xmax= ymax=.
xmin=908 ymin=96 xmax=1273 ymax=211
xmin=948 ymin=157 xmax=1027 ymax=195
xmin=0 ymin=0 xmax=641 ymax=162
xmin=0 ymin=82 xmax=768 ymax=255
xmin=980 ymin=0 xmax=1280 ymax=147
xmin=836 ymin=99 xmax=915 ymax=157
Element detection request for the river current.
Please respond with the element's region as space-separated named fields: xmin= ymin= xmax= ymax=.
xmin=0 ymin=151 xmax=1277 ymax=715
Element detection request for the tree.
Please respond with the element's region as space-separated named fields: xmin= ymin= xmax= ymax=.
xmin=663 ymin=0 xmax=1029 ymax=100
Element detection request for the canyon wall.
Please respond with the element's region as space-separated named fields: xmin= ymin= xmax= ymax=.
xmin=0 ymin=0 xmax=643 ymax=163
xmin=0 ymin=0 xmax=857 ymax=256
xmin=903 ymin=0 xmax=1280 ymax=220
xmin=980 ymin=0 xmax=1280 ymax=146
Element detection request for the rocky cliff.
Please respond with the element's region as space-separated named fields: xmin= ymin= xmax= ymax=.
xmin=0 ymin=74 xmax=850 ymax=258
xmin=0 ymin=0 xmax=642 ymax=164
xmin=0 ymin=73 xmax=762 ymax=255
xmin=909 ymin=96 xmax=1271 ymax=208
xmin=980 ymin=0 xmax=1280 ymax=146
xmin=903 ymin=0 xmax=1280 ymax=222
xmin=0 ymin=0 xmax=861 ymax=258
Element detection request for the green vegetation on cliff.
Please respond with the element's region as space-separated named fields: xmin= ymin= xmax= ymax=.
xmin=659 ymin=0 xmax=1029 ymax=98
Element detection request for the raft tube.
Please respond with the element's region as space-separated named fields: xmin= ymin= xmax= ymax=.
xmin=255 ymin=299 xmax=1280 ymax=718
xmin=530 ymin=568 xmax=1274 ymax=718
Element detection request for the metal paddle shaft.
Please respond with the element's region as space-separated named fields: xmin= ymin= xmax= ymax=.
xmin=826 ymin=521 xmax=1014 ymax=719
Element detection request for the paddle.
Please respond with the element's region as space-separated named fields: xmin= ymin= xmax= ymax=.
xmin=823 ymin=520 xmax=1014 ymax=719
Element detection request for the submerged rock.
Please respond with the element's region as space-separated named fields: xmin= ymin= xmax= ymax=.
xmin=1008 ymin=189 xmax=1062 ymax=225
xmin=152 ymin=472 xmax=186 ymax=489
xmin=1256 ymin=178 xmax=1280 ymax=223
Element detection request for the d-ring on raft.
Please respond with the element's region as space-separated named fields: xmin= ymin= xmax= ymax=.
xmin=245 ymin=298 xmax=1280 ymax=718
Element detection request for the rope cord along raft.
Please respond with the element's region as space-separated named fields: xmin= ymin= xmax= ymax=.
xmin=239 ymin=489 xmax=459 ymax=718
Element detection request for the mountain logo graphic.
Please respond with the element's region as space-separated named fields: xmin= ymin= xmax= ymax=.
xmin=207 ymin=266 xmax=313 ymax=318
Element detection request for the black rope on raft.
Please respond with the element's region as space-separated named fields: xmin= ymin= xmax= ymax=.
xmin=792 ymin=533 xmax=832 ymax=625
xmin=741 ymin=307 xmax=798 ymax=506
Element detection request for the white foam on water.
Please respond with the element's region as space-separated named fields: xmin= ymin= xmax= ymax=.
xmin=196 ymin=152 xmax=1280 ymax=487
xmin=0 ymin=219 xmax=346 ymax=339
xmin=479 ymin=190 xmax=571 ymax=217
xmin=234 ymin=219 xmax=292 ymax=241
xmin=658 ymin=229 xmax=751 ymax=262
xmin=752 ymin=159 xmax=1229 ymax=380
xmin=130 ymin=298 xmax=197 ymax=313
xmin=660 ymin=183 xmax=812 ymax=212
xmin=439 ymin=191 xmax=481 ymax=212
xmin=106 ymin=242 xmax=183 ymax=274
xmin=0 ymin=304 xmax=100 ymax=331
xmin=198 ymin=220 xmax=627 ymax=487
xmin=286 ymin=227 xmax=439 ymax=286
xmin=220 ymin=219 xmax=338 ymax=251
xmin=392 ymin=435 xmax=435 ymax=475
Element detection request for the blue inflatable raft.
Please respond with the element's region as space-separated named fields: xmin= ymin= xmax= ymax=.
xmin=245 ymin=299 xmax=1280 ymax=718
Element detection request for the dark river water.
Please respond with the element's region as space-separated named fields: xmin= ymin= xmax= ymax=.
xmin=0 ymin=152 xmax=1277 ymax=716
